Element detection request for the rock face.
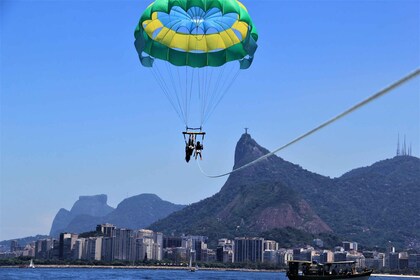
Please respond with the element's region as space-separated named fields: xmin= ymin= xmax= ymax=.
xmin=221 ymin=133 xmax=332 ymax=234
xmin=50 ymin=194 xmax=114 ymax=236
xmin=69 ymin=195 xmax=114 ymax=217
xmin=49 ymin=209 xmax=73 ymax=237
xmin=49 ymin=194 xmax=185 ymax=236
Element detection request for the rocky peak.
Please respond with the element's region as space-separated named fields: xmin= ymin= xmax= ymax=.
xmin=70 ymin=194 xmax=114 ymax=217
xmin=234 ymin=133 xmax=271 ymax=169
xmin=50 ymin=194 xmax=114 ymax=236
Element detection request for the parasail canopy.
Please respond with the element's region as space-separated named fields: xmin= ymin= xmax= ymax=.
xmin=134 ymin=0 xmax=258 ymax=127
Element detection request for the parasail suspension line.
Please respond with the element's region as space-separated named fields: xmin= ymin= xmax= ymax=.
xmin=197 ymin=68 xmax=420 ymax=178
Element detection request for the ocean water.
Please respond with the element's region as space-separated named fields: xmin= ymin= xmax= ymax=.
xmin=0 ymin=268 xmax=279 ymax=280
xmin=0 ymin=268 xmax=418 ymax=280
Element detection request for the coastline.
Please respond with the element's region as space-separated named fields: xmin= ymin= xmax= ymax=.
xmin=1 ymin=266 xmax=419 ymax=277
xmin=0 ymin=264 xmax=283 ymax=272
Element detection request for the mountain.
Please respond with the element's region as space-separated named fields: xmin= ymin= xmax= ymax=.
xmin=50 ymin=194 xmax=186 ymax=236
xmin=329 ymin=156 xmax=420 ymax=247
xmin=50 ymin=194 xmax=114 ymax=236
xmin=150 ymin=133 xmax=335 ymax=247
xmin=104 ymin=194 xmax=185 ymax=229
xmin=282 ymin=155 xmax=420 ymax=248
xmin=150 ymin=133 xmax=420 ymax=249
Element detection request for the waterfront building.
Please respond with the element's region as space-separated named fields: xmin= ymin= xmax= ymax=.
xmin=201 ymin=248 xmax=217 ymax=262
xmin=263 ymin=250 xmax=277 ymax=264
xmin=216 ymin=239 xmax=234 ymax=263
xmin=101 ymin=237 xmax=114 ymax=262
xmin=85 ymin=237 xmax=102 ymax=261
xmin=399 ymin=252 xmax=409 ymax=269
xmin=363 ymin=251 xmax=377 ymax=270
xmin=35 ymin=238 xmax=55 ymax=259
xmin=133 ymin=229 xmax=163 ymax=261
xmin=73 ymin=238 xmax=85 ymax=260
xmin=277 ymin=249 xmax=293 ymax=265
xmin=304 ymin=249 xmax=315 ymax=261
xmin=96 ymin=223 xmax=117 ymax=261
xmin=312 ymin=252 xmax=321 ymax=264
xmin=334 ymin=246 xmax=345 ymax=252
xmin=264 ymin=240 xmax=278 ymax=251
xmin=153 ymin=232 xmax=163 ymax=261
xmin=363 ymin=251 xmax=385 ymax=269
xmin=135 ymin=235 xmax=154 ymax=261
xmin=234 ymin=237 xmax=264 ymax=263
xmin=387 ymin=242 xmax=395 ymax=254
xmin=320 ymin=250 xmax=334 ymax=263
xmin=97 ymin=223 xmax=116 ymax=237
xmin=183 ymin=235 xmax=208 ymax=262
xmin=408 ymin=254 xmax=420 ymax=269
xmin=114 ymin=228 xmax=134 ymax=261
xmin=59 ymin=233 xmax=79 ymax=260
xmin=52 ymin=239 xmax=60 ymax=259
xmin=389 ymin=252 xmax=399 ymax=269
xmin=163 ymin=247 xmax=187 ymax=263
xmin=385 ymin=242 xmax=395 ymax=268
xmin=377 ymin=253 xmax=386 ymax=269
xmin=343 ymin=241 xmax=358 ymax=252
xmin=293 ymin=248 xmax=302 ymax=258
xmin=192 ymin=235 xmax=208 ymax=262
xmin=163 ymin=236 xmax=182 ymax=248
xmin=347 ymin=252 xmax=365 ymax=268
xmin=334 ymin=251 xmax=347 ymax=262
xmin=293 ymin=247 xmax=315 ymax=261
xmin=21 ymin=243 xmax=35 ymax=257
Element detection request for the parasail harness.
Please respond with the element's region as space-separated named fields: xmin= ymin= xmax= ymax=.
xmin=183 ymin=127 xmax=206 ymax=162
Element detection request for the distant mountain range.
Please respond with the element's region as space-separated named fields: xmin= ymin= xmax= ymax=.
xmin=3 ymin=133 xmax=419 ymax=251
xmin=49 ymin=194 xmax=185 ymax=237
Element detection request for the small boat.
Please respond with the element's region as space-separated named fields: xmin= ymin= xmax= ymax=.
xmin=287 ymin=260 xmax=372 ymax=280
xmin=28 ymin=259 xmax=35 ymax=269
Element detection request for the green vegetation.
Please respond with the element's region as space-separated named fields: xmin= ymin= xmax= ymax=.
xmin=261 ymin=228 xmax=341 ymax=248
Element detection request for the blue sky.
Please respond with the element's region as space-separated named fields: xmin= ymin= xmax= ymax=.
xmin=1 ymin=0 xmax=419 ymax=241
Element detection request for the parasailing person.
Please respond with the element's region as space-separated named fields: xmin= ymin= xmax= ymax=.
xmin=134 ymin=0 xmax=258 ymax=161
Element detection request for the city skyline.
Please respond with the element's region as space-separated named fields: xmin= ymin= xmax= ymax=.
xmin=2 ymin=223 xmax=419 ymax=272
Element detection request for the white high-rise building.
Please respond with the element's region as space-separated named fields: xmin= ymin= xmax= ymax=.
xmin=134 ymin=229 xmax=163 ymax=261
